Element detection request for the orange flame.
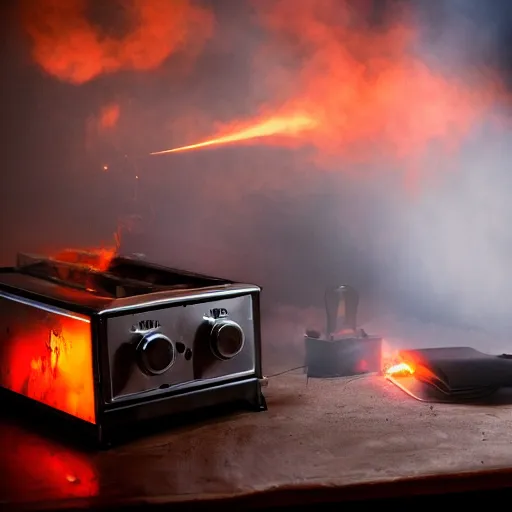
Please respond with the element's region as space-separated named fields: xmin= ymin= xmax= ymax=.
xmin=53 ymin=247 xmax=117 ymax=272
xmin=385 ymin=362 xmax=415 ymax=378
xmin=150 ymin=113 xmax=318 ymax=155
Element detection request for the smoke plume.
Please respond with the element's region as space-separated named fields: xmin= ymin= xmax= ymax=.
xmin=255 ymin=0 xmax=498 ymax=172
xmin=157 ymin=0 xmax=502 ymax=189
xmin=246 ymin=1 xmax=512 ymax=347
xmin=21 ymin=0 xmax=213 ymax=84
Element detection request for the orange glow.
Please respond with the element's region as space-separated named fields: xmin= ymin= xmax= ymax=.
xmin=21 ymin=0 xmax=213 ymax=84
xmin=152 ymin=0 xmax=503 ymax=186
xmin=1 ymin=427 xmax=98 ymax=501
xmin=53 ymin=247 xmax=116 ymax=272
xmin=85 ymin=103 xmax=121 ymax=155
xmin=357 ymin=359 xmax=369 ymax=373
xmin=33 ymin=449 xmax=98 ymax=497
xmin=151 ymin=113 xmax=318 ymax=155
xmin=385 ymin=362 xmax=415 ymax=378
xmin=99 ymin=104 xmax=120 ymax=130
xmin=0 ymin=297 xmax=96 ymax=423
xmin=258 ymin=0 xmax=501 ymax=173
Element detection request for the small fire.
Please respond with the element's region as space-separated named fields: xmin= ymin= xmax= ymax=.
xmin=385 ymin=362 xmax=415 ymax=378
xmin=53 ymin=247 xmax=117 ymax=272
xmin=150 ymin=113 xmax=318 ymax=155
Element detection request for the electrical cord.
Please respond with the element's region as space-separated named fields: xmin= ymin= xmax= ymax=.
xmin=263 ymin=365 xmax=374 ymax=390
xmin=266 ymin=365 xmax=306 ymax=379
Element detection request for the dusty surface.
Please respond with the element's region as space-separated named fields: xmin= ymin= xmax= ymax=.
xmin=1 ymin=371 xmax=512 ymax=510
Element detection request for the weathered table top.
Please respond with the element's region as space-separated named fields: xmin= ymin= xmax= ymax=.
xmin=2 ymin=371 xmax=512 ymax=511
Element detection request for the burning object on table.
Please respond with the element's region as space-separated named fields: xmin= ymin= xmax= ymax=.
xmin=385 ymin=347 xmax=512 ymax=403
xmin=304 ymin=285 xmax=383 ymax=378
xmin=0 ymin=251 xmax=266 ymax=446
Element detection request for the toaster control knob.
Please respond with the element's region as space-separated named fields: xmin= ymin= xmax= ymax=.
xmin=137 ymin=333 xmax=175 ymax=375
xmin=210 ymin=320 xmax=245 ymax=360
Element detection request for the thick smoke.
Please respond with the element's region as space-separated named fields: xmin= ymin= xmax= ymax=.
xmin=377 ymin=1 xmax=512 ymax=342
xmin=251 ymin=0 xmax=498 ymax=172
xmin=4 ymin=0 xmax=512 ymax=371
xmin=21 ymin=0 xmax=213 ymax=84
xmin=248 ymin=1 xmax=512 ymax=360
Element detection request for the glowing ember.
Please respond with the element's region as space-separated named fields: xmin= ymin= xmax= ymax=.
xmin=385 ymin=362 xmax=415 ymax=378
xmin=150 ymin=114 xmax=318 ymax=155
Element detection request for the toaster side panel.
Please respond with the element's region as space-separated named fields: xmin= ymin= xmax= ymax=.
xmin=0 ymin=292 xmax=96 ymax=423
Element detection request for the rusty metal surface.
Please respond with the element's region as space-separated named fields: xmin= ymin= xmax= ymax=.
xmin=1 ymin=372 xmax=512 ymax=510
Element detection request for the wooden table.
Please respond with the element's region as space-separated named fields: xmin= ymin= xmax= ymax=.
xmin=2 ymin=371 xmax=512 ymax=511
